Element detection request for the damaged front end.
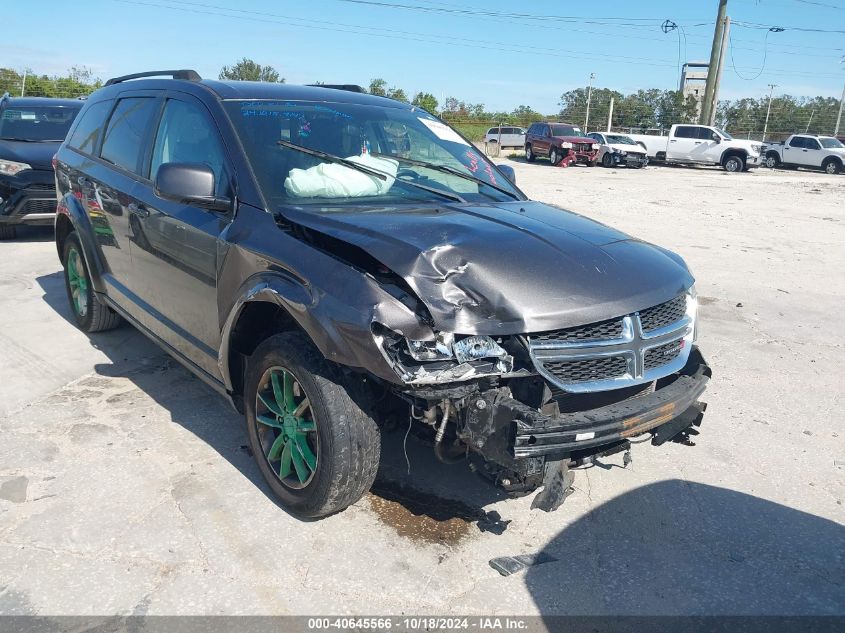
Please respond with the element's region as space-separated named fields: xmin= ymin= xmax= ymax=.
xmin=373 ymin=289 xmax=711 ymax=511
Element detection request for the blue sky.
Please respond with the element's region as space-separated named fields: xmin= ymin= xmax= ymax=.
xmin=3 ymin=0 xmax=843 ymax=112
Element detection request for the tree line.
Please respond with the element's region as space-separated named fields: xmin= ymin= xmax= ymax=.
xmin=2 ymin=60 xmax=840 ymax=139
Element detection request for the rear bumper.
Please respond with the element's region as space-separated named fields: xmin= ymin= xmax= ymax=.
xmin=503 ymin=348 xmax=711 ymax=459
xmin=0 ymin=171 xmax=57 ymax=225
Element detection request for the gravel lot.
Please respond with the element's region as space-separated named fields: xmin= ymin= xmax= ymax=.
xmin=0 ymin=161 xmax=843 ymax=617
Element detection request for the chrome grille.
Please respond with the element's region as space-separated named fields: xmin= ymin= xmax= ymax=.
xmin=639 ymin=295 xmax=686 ymax=332
xmin=528 ymin=293 xmax=695 ymax=393
xmin=533 ymin=318 xmax=623 ymax=344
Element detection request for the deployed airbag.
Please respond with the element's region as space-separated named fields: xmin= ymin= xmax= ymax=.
xmin=284 ymin=154 xmax=398 ymax=198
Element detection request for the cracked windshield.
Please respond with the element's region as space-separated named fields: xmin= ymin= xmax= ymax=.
xmin=225 ymin=100 xmax=520 ymax=205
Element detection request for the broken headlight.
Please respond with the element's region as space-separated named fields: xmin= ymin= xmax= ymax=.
xmin=453 ymin=335 xmax=508 ymax=363
xmin=406 ymin=332 xmax=454 ymax=361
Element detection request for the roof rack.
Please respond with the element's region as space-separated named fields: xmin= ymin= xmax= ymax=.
xmin=307 ymin=84 xmax=365 ymax=93
xmin=105 ymin=69 xmax=201 ymax=86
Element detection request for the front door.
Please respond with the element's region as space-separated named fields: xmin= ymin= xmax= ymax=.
xmin=668 ymin=126 xmax=699 ymax=161
xmin=129 ymin=94 xmax=233 ymax=376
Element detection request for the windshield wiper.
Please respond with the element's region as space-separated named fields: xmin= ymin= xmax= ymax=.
xmin=371 ymin=153 xmax=520 ymax=200
xmin=277 ymin=140 xmax=465 ymax=203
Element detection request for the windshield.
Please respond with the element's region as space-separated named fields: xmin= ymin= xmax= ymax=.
xmin=714 ymin=128 xmax=734 ymax=140
xmin=224 ymin=100 xmax=522 ymax=206
xmin=820 ymin=137 xmax=844 ymax=149
xmin=0 ymin=105 xmax=81 ymax=141
xmin=550 ymin=125 xmax=583 ymax=137
xmin=606 ymin=134 xmax=638 ymax=145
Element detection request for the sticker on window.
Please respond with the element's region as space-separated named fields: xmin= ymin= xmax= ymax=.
xmin=417 ymin=118 xmax=470 ymax=146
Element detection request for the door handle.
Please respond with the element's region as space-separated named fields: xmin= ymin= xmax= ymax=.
xmin=128 ymin=202 xmax=150 ymax=218
xmin=802 ymin=149 xmax=808 ymax=152
xmin=670 ymin=139 xmax=677 ymax=143
xmin=694 ymin=141 xmax=702 ymax=144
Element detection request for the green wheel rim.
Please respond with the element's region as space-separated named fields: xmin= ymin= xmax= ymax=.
xmin=255 ymin=366 xmax=318 ymax=489
xmin=67 ymin=247 xmax=89 ymax=318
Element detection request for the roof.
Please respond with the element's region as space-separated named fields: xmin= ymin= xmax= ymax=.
xmin=1 ymin=96 xmax=84 ymax=108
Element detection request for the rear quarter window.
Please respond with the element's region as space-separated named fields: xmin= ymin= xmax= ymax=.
xmin=66 ymin=100 xmax=114 ymax=154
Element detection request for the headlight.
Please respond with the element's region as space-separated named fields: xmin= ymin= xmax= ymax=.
xmin=592 ymin=143 xmax=600 ymax=150
xmin=453 ymin=335 xmax=508 ymax=363
xmin=406 ymin=332 xmax=454 ymax=361
xmin=620 ymin=151 xmax=628 ymax=157
xmin=750 ymin=144 xmax=762 ymax=154
xmin=560 ymin=142 xmax=572 ymax=149
xmin=0 ymin=159 xmax=32 ymax=176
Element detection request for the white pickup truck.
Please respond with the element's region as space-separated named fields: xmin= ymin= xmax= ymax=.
xmin=763 ymin=134 xmax=845 ymax=174
xmin=628 ymin=124 xmax=763 ymax=172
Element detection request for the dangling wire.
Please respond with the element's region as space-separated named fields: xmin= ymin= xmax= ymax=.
xmin=662 ymin=19 xmax=684 ymax=87
xmin=730 ymin=27 xmax=784 ymax=81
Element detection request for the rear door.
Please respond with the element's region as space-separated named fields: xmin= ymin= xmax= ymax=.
xmin=668 ymin=126 xmax=698 ymax=160
xmin=129 ymin=92 xmax=234 ymax=375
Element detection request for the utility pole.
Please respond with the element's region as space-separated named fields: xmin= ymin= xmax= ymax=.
xmin=762 ymin=83 xmax=777 ymax=142
xmin=584 ymin=72 xmax=595 ymax=132
xmin=805 ymin=109 xmax=815 ymax=133
xmin=835 ymin=82 xmax=844 ymax=136
xmin=700 ymin=0 xmax=728 ymax=125
xmin=20 ymin=69 xmax=27 ymax=97
xmin=708 ymin=15 xmax=730 ymax=126
xmin=607 ymin=97 xmax=615 ymax=132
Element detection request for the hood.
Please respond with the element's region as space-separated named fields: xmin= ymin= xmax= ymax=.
xmin=553 ymin=135 xmax=596 ymax=145
xmin=729 ymin=139 xmax=762 ymax=153
xmin=0 ymin=139 xmax=59 ymax=170
xmin=607 ymin=143 xmax=645 ymax=154
xmin=282 ymin=201 xmax=693 ymax=335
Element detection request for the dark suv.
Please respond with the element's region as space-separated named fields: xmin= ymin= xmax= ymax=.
xmin=525 ymin=121 xmax=600 ymax=167
xmin=0 ymin=95 xmax=82 ymax=239
xmin=54 ymin=70 xmax=710 ymax=518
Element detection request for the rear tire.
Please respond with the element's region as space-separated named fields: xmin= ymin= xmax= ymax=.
xmin=62 ymin=232 xmax=122 ymax=332
xmin=0 ymin=224 xmax=16 ymax=240
xmin=823 ymin=158 xmax=841 ymax=175
xmin=245 ymin=332 xmax=380 ymax=518
xmin=525 ymin=144 xmax=535 ymax=162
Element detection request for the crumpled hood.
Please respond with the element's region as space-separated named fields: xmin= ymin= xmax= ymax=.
xmin=607 ymin=143 xmax=646 ymax=155
xmin=0 ymin=139 xmax=59 ymax=171
xmin=282 ymin=201 xmax=693 ymax=334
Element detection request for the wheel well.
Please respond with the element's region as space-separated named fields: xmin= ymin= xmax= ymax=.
xmin=822 ymin=155 xmax=842 ymax=166
xmin=722 ymin=149 xmax=747 ymax=164
xmin=227 ymin=301 xmax=303 ymax=403
xmin=55 ymin=214 xmax=73 ymax=260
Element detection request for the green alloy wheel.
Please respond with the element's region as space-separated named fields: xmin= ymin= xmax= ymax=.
xmin=255 ymin=366 xmax=319 ymax=489
xmin=245 ymin=333 xmax=381 ymax=518
xmin=66 ymin=246 xmax=89 ymax=318
xmin=62 ymin=232 xmax=122 ymax=332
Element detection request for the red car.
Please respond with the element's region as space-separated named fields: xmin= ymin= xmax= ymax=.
xmin=524 ymin=121 xmax=600 ymax=167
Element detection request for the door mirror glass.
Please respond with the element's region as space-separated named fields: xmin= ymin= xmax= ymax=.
xmin=154 ymin=162 xmax=230 ymax=211
xmin=497 ymin=164 xmax=516 ymax=185
xmin=711 ymin=133 xmax=721 ymax=143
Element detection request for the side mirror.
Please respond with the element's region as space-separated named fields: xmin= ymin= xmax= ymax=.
xmin=497 ymin=164 xmax=516 ymax=185
xmin=154 ymin=162 xmax=230 ymax=211
xmin=711 ymin=133 xmax=721 ymax=143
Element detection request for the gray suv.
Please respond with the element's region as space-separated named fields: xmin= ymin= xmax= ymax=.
xmin=53 ymin=70 xmax=710 ymax=518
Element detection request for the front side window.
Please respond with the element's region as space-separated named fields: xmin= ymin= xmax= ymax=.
xmin=150 ymin=99 xmax=228 ymax=196
xmin=100 ymin=97 xmax=160 ymax=175
xmin=713 ymin=128 xmax=733 ymax=140
xmin=0 ymin=104 xmax=81 ymax=142
xmin=806 ymin=138 xmax=821 ymax=150
xmin=225 ymin=100 xmax=522 ymax=207
xmin=67 ymin=100 xmax=112 ymax=154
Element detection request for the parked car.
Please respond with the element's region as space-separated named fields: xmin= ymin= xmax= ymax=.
xmin=628 ymin=124 xmax=762 ymax=172
xmin=484 ymin=126 xmax=526 ymax=149
xmin=524 ymin=122 xmax=600 ymax=166
xmin=0 ymin=94 xmax=82 ymax=239
xmin=763 ymin=134 xmax=844 ymax=174
xmin=586 ymin=132 xmax=649 ymax=168
xmin=54 ymin=70 xmax=710 ymax=518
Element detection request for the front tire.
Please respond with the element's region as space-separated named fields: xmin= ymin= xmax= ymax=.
xmin=525 ymin=144 xmax=535 ymax=162
xmin=549 ymin=147 xmax=560 ymax=166
xmin=62 ymin=232 xmax=122 ymax=332
xmin=823 ymin=158 xmax=841 ymax=175
xmin=723 ymin=154 xmax=745 ymax=173
xmin=245 ymin=333 xmax=380 ymax=518
xmin=765 ymin=152 xmax=780 ymax=169
xmin=601 ymin=153 xmax=614 ymax=168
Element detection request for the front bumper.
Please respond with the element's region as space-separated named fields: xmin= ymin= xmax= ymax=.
xmin=610 ymin=152 xmax=649 ymax=168
xmin=745 ymin=154 xmax=762 ymax=168
xmin=464 ymin=348 xmax=710 ymax=464
xmin=0 ymin=170 xmax=57 ymax=225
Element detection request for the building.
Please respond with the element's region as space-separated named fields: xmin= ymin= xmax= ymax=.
xmin=680 ymin=62 xmax=710 ymax=116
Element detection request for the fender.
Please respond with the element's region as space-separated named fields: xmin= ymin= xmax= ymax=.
xmin=719 ymin=147 xmax=748 ymax=165
xmin=55 ymin=192 xmax=108 ymax=294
